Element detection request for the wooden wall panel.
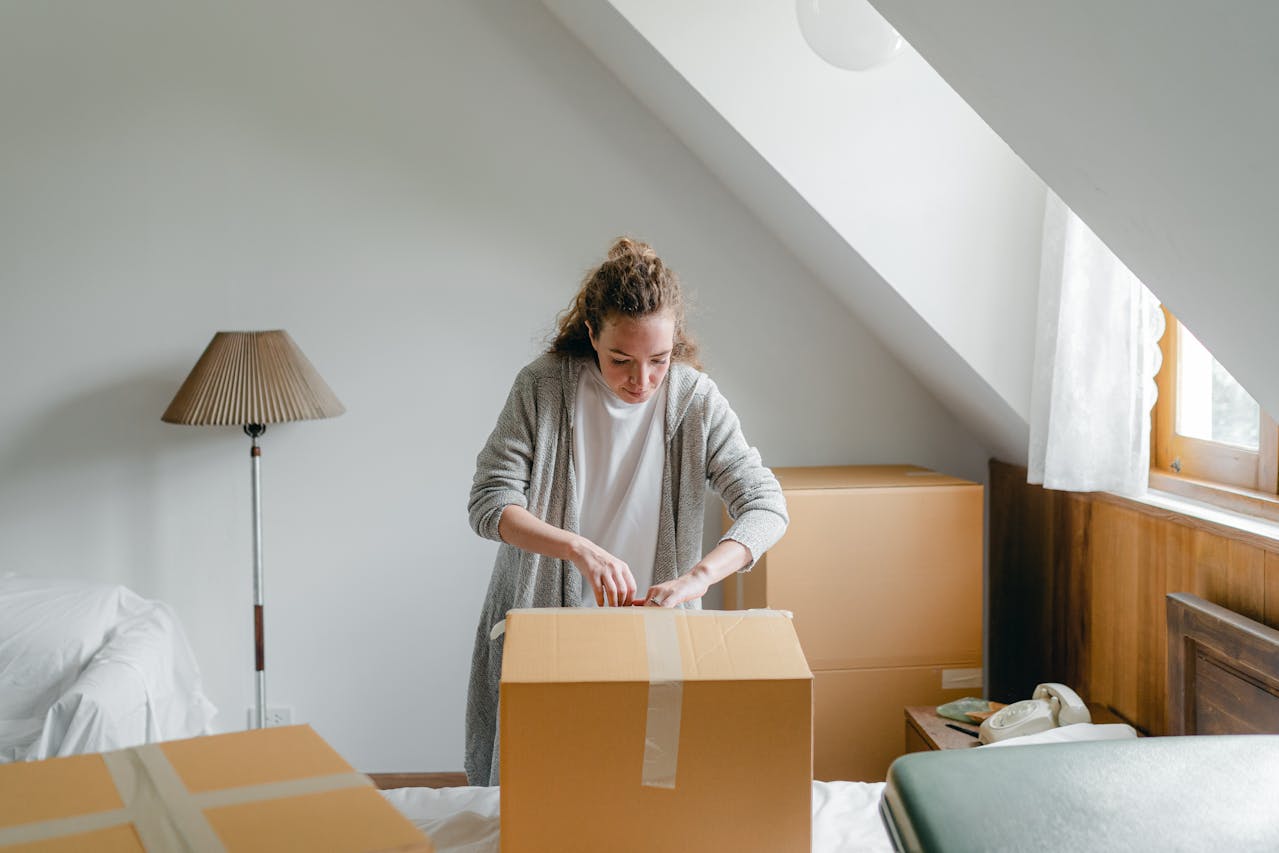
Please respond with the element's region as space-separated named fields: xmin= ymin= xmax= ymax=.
xmin=989 ymin=460 xmax=1279 ymax=736
xmin=987 ymin=462 xmax=1057 ymax=701
xmin=1134 ymin=515 xmax=1169 ymax=734
xmin=1085 ymin=502 xmax=1143 ymax=726
xmin=1188 ymin=535 xmax=1265 ymax=623
xmin=1266 ymin=551 xmax=1279 ymax=630
xmin=1061 ymin=495 xmax=1092 ymax=693
xmin=1228 ymin=541 xmax=1266 ymax=623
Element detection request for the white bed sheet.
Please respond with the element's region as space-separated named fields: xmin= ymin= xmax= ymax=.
xmin=380 ymin=725 xmax=1142 ymax=851
xmin=0 ymin=573 xmax=216 ymax=762
xmin=382 ymin=780 xmax=893 ymax=853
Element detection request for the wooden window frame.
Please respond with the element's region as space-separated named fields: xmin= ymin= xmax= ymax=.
xmin=1151 ymin=306 xmax=1279 ymax=519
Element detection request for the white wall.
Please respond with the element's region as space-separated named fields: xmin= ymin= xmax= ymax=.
xmin=0 ymin=0 xmax=988 ymax=771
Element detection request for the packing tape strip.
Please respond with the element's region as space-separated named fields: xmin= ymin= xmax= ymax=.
xmin=0 ymin=744 xmax=374 ymax=850
xmin=0 ymin=808 xmax=134 ymax=849
xmin=128 ymin=744 xmax=227 ymax=850
xmin=641 ymin=608 xmax=684 ymax=790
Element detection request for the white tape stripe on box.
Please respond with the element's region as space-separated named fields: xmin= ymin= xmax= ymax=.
xmin=941 ymin=668 xmax=983 ymax=690
xmin=132 ymin=744 xmax=228 ymax=851
xmin=0 ymin=808 xmax=134 ymax=847
xmin=192 ymin=772 xmax=376 ymax=811
xmin=641 ymin=608 xmax=684 ymax=790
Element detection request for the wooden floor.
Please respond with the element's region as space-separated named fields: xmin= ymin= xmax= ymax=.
xmin=367 ymin=772 xmax=469 ymax=790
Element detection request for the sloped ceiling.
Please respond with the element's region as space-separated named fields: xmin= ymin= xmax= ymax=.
xmin=871 ymin=0 xmax=1279 ymax=420
xmin=544 ymin=0 xmax=1044 ymax=465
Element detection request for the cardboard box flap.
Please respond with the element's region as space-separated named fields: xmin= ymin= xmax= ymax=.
xmin=501 ymin=609 xmax=812 ymax=684
xmin=774 ymin=465 xmax=976 ymax=490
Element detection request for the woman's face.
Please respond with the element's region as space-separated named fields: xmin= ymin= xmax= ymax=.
xmin=588 ymin=312 xmax=676 ymax=404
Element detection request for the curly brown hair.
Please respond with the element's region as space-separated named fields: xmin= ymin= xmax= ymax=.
xmin=548 ymin=237 xmax=701 ymax=369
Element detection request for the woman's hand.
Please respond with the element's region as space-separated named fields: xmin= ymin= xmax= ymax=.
xmin=568 ymin=536 xmax=637 ymax=607
xmin=642 ymin=567 xmax=711 ymax=608
xmin=642 ymin=541 xmax=753 ymax=607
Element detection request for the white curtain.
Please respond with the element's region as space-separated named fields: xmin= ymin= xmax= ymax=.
xmin=1028 ymin=191 xmax=1165 ymax=496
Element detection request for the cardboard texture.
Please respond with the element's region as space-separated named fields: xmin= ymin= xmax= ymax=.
xmin=0 ymin=725 xmax=433 ymax=852
xmin=813 ymin=668 xmax=977 ymax=781
xmin=723 ymin=465 xmax=984 ymax=781
xmin=500 ymin=608 xmax=813 ymax=853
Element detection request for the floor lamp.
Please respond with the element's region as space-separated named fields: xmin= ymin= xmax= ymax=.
xmin=162 ymin=330 xmax=344 ymax=729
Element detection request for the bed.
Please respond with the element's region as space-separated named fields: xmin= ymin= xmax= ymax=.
xmin=0 ymin=573 xmax=216 ymax=762
xmin=381 ymin=779 xmax=895 ymax=853
xmin=879 ymin=592 xmax=1279 ymax=851
xmin=379 ymin=722 xmax=1142 ymax=853
xmin=1165 ymin=591 xmax=1279 ymax=735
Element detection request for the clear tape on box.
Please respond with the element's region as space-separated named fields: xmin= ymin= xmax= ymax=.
xmin=641 ymin=608 xmax=683 ymax=789
xmin=941 ymin=668 xmax=983 ymax=690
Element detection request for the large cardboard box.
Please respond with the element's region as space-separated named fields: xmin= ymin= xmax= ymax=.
xmin=723 ymin=465 xmax=984 ymax=781
xmin=0 ymin=725 xmax=432 ymax=852
xmin=725 ymin=465 xmax=982 ymax=670
xmin=500 ymin=608 xmax=812 ymax=853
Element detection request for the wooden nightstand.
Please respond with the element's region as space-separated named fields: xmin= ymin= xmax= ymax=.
xmin=904 ymin=705 xmax=982 ymax=752
xmin=905 ymin=702 xmax=1135 ymax=753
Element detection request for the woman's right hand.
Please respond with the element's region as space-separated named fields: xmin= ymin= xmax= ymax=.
xmin=568 ymin=536 xmax=637 ymax=607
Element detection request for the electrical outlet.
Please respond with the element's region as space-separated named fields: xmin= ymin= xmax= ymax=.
xmin=246 ymin=706 xmax=293 ymax=728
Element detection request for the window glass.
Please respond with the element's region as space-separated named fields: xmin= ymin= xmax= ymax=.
xmin=1176 ymin=322 xmax=1260 ymax=450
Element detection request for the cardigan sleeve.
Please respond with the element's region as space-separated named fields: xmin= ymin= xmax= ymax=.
xmin=702 ymin=380 xmax=788 ymax=570
xmin=468 ymin=365 xmax=538 ymax=543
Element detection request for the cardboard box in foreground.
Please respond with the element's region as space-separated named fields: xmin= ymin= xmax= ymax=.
xmin=0 ymin=725 xmax=432 ymax=852
xmin=500 ymin=608 xmax=813 ymax=853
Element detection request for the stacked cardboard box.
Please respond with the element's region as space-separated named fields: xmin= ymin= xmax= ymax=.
xmin=725 ymin=465 xmax=984 ymax=782
xmin=500 ymin=608 xmax=812 ymax=853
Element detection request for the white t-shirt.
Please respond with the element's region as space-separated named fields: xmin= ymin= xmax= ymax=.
xmin=573 ymin=361 xmax=667 ymax=606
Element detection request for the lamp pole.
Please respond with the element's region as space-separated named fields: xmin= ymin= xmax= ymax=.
xmin=246 ymin=423 xmax=267 ymax=729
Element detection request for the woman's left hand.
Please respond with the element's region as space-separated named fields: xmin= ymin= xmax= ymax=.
xmin=642 ymin=567 xmax=711 ymax=608
xmin=641 ymin=542 xmax=752 ymax=607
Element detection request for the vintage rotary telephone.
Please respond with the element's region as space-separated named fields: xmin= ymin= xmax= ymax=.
xmin=978 ymin=683 xmax=1091 ymax=744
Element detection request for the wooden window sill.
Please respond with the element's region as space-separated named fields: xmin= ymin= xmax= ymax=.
xmin=1148 ymin=470 xmax=1279 ymax=525
xmin=1090 ymin=471 xmax=1279 ymax=551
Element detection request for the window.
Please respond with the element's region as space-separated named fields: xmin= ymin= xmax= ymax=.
xmin=1152 ymin=306 xmax=1279 ymax=513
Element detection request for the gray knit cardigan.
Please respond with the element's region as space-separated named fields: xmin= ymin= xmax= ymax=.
xmin=464 ymin=353 xmax=789 ymax=785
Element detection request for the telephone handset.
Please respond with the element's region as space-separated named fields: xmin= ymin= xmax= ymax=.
xmin=978 ymin=683 xmax=1091 ymax=744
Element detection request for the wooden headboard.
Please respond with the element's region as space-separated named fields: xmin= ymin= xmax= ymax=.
xmin=1167 ymin=592 xmax=1279 ymax=735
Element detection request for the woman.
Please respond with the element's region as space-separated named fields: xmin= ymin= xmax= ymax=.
xmin=464 ymin=237 xmax=788 ymax=785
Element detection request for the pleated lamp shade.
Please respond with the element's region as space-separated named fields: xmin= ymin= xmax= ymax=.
xmin=162 ymin=331 xmax=345 ymax=426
